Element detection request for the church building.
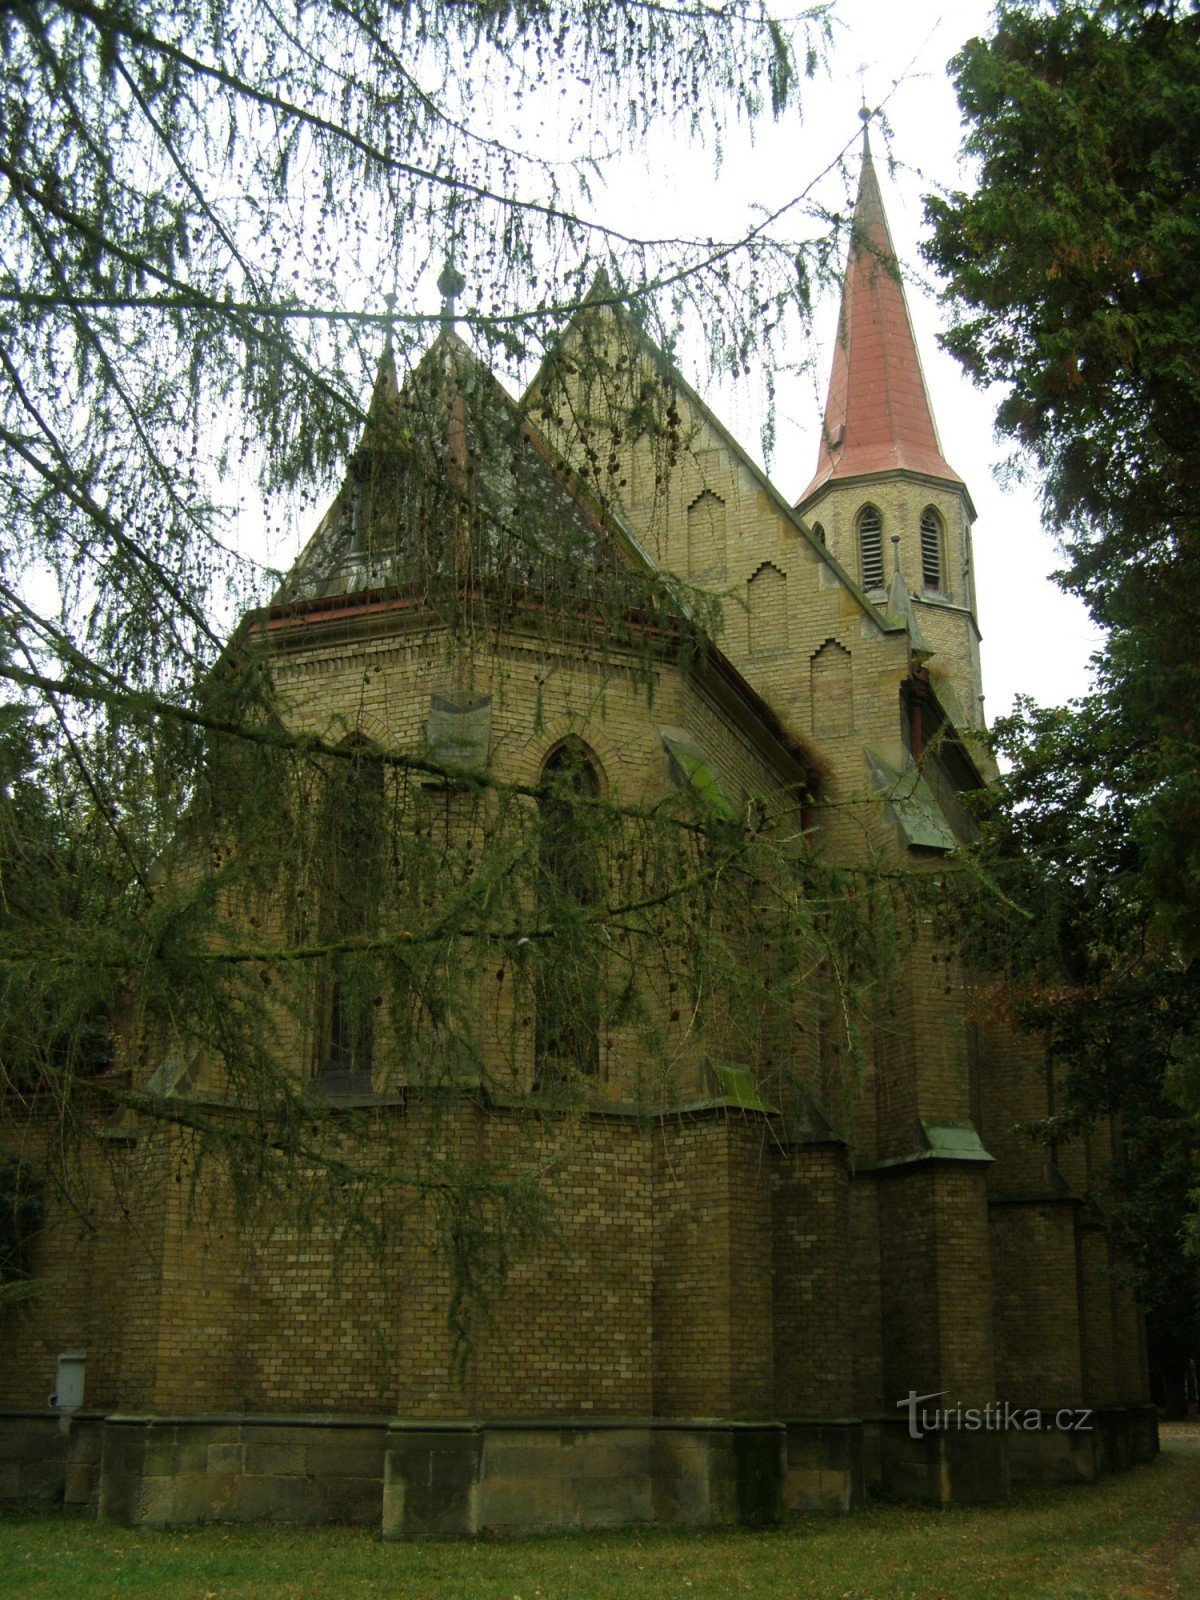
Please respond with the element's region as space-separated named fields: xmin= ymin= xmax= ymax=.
xmin=0 ymin=136 xmax=1155 ymax=1533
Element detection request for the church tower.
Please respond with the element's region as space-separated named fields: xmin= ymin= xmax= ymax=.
xmin=797 ymin=124 xmax=984 ymax=732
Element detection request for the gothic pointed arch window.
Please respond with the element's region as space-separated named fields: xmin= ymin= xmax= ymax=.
xmin=316 ymin=737 xmax=386 ymax=1093
xmin=535 ymin=738 xmax=601 ymax=1088
xmin=920 ymin=507 xmax=944 ymax=592
xmin=857 ymin=505 xmax=884 ymax=591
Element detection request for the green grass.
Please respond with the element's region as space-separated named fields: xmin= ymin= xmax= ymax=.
xmin=1 ymin=1442 xmax=1197 ymax=1600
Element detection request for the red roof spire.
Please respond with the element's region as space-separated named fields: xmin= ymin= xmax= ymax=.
xmin=798 ymin=126 xmax=962 ymax=506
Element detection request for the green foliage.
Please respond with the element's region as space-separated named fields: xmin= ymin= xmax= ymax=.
xmin=0 ymin=0 xmax=856 ymax=1332
xmin=950 ymin=695 xmax=1200 ymax=1385
xmin=926 ymin=0 xmax=1200 ymax=1380
xmin=925 ymin=0 xmax=1200 ymax=952
xmin=0 ymin=682 xmax=128 ymax=1117
xmin=0 ymin=0 xmax=832 ymax=691
xmin=925 ymin=0 xmax=1200 ymax=562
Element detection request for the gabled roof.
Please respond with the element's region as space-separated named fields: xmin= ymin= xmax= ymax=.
xmin=797 ymin=130 xmax=963 ymax=508
xmin=278 ymin=329 xmax=644 ymax=607
xmin=525 ymin=269 xmax=905 ymax=643
xmin=265 ymin=324 xmax=819 ymax=784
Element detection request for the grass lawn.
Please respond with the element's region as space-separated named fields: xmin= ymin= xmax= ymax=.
xmin=1 ymin=1433 xmax=1197 ymax=1600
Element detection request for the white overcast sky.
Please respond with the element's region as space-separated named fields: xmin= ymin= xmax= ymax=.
xmin=598 ymin=0 xmax=1104 ymax=722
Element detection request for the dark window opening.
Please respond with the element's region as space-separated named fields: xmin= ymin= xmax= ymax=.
xmin=920 ymin=508 xmax=942 ymax=591
xmin=858 ymin=506 xmax=884 ymax=590
xmin=317 ymin=739 xmax=385 ymax=1093
xmin=535 ymin=741 xmax=601 ymax=1088
xmin=0 ymin=1153 xmax=41 ymax=1283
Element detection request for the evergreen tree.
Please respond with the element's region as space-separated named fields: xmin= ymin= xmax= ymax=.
xmin=925 ymin=0 xmax=1200 ymax=1402
xmin=0 ymin=0 xmax=889 ymax=1322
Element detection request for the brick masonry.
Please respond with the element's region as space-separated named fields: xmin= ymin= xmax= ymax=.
xmin=0 ymin=175 xmax=1154 ymax=1527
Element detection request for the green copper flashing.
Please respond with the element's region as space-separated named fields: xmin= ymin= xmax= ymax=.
xmin=708 ymin=1061 xmax=779 ymax=1114
xmin=659 ymin=726 xmax=736 ymax=820
xmin=864 ymin=743 xmax=956 ymax=853
xmin=869 ymin=1116 xmax=993 ymax=1170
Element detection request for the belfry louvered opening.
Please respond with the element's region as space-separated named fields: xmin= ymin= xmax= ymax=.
xmin=920 ymin=508 xmax=942 ymax=591
xmin=857 ymin=506 xmax=884 ymax=590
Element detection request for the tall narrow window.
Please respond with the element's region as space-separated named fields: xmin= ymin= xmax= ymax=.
xmin=811 ymin=521 xmax=826 ymax=546
xmin=857 ymin=506 xmax=884 ymax=591
xmin=535 ymin=740 xmax=601 ymax=1087
xmin=920 ymin=508 xmax=943 ymax=591
xmin=317 ymin=739 xmax=385 ymax=1092
xmin=0 ymin=1152 xmax=41 ymax=1285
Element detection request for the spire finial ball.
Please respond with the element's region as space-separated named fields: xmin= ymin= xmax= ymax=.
xmin=438 ymin=257 xmax=467 ymax=325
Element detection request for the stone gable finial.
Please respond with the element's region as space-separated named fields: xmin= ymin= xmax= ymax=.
xmin=438 ymin=256 xmax=466 ymax=330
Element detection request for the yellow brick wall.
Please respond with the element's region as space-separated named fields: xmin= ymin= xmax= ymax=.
xmin=259 ymin=618 xmax=807 ymax=1108
xmin=0 ymin=1127 xmax=171 ymax=1412
xmin=772 ymin=1143 xmax=855 ymax=1416
xmin=990 ymin=1200 xmax=1085 ymax=1408
xmin=0 ymin=307 xmax=1147 ymax=1447
xmin=801 ymin=473 xmax=983 ymax=734
xmin=529 ymin=310 xmax=1143 ymax=1428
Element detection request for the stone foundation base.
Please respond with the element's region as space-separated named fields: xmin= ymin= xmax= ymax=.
xmin=782 ymin=1420 xmax=866 ymax=1512
xmin=382 ymin=1420 xmax=784 ymax=1537
xmin=1005 ymin=1404 xmax=1158 ymax=1485
xmin=98 ymin=1415 xmax=388 ymax=1527
xmin=874 ymin=1418 xmax=1010 ymax=1505
xmin=1006 ymin=1414 xmax=1100 ymax=1486
xmin=1130 ymin=1403 xmax=1160 ymax=1463
xmin=1092 ymin=1404 xmax=1160 ymax=1472
xmin=0 ymin=1412 xmax=104 ymax=1507
xmin=0 ymin=1405 xmax=1161 ymax=1531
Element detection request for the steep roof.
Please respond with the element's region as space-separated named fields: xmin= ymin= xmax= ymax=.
xmin=265 ymin=325 xmax=818 ymax=784
xmin=525 ymin=270 xmax=905 ymax=644
xmin=278 ymin=330 xmax=646 ymax=607
xmin=797 ymin=130 xmax=962 ymax=507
